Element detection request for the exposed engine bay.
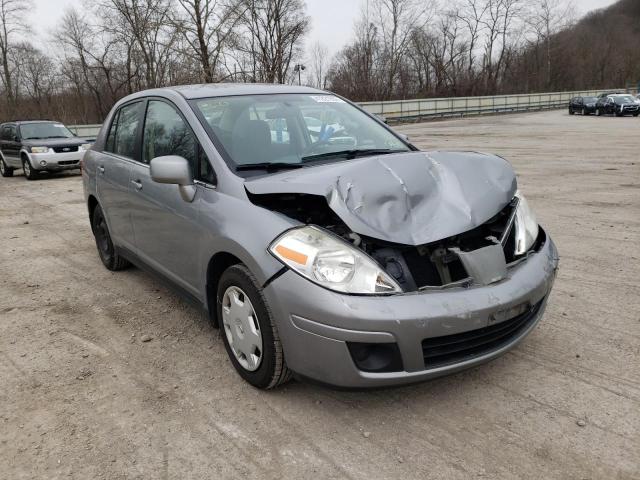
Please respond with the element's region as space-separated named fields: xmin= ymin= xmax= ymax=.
xmin=249 ymin=192 xmax=542 ymax=292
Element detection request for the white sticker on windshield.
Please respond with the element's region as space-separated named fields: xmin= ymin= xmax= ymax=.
xmin=310 ymin=95 xmax=345 ymax=103
xmin=54 ymin=124 xmax=65 ymax=128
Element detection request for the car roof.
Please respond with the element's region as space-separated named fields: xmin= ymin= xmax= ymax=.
xmin=151 ymin=83 xmax=327 ymax=100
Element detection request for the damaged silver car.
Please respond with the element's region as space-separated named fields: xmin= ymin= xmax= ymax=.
xmin=83 ymin=84 xmax=559 ymax=389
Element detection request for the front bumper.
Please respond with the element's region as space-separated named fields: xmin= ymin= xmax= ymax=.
xmin=29 ymin=151 xmax=83 ymax=171
xmin=264 ymin=235 xmax=559 ymax=388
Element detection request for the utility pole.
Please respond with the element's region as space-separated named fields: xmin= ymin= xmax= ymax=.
xmin=294 ymin=64 xmax=306 ymax=85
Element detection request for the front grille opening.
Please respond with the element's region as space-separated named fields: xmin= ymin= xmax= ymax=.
xmin=53 ymin=146 xmax=79 ymax=153
xmin=421 ymin=299 xmax=544 ymax=369
xmin=369 ymin=200 xmax=519 ymax=291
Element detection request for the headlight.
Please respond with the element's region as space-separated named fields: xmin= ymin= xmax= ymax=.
xmin=79 ymin=143 xmax=93 ymax=151
xmin=513 ymin=191 xmax=539 ymax=256
xmin=269 ymin=226 xmax=402 ymax=295
xmin=30 ymin=146 xmax=50 ymax=154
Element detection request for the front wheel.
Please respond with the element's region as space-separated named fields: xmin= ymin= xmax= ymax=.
xmin=568 ymin=108 xmax=574 ymax=115
xmin=217 ymin=264 xmax=291 ymax=389
xmin=0 ymin=158 xmax=14 ymax=177
xmin=91 ymin=204 xmax=130 ymax=271
xmin=22 ymin=157 xmax=38 ymax=180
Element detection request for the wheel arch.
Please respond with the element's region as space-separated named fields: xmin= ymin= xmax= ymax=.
xmin=87 ymin=195 xmax=99 ymax=230
xmin=206 ymin=251 xmax=244 ymax=328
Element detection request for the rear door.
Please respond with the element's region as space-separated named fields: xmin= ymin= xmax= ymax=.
xmin=96 ymin=102 xmax=145 ymax=251
xmin=129 ymin=98 xmax=210 ymax=297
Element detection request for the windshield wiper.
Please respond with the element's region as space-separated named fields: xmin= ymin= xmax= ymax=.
xmin=301 ymin=148 xmax=405 ymax=163
xmin=235 ymin=162 xmax=304 ymax=172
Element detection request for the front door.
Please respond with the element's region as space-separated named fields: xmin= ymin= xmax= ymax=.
xmin=129 ymin=99 xmax=208 ymax=298
xmin=2 ymin=125 xmax=21 ymax=168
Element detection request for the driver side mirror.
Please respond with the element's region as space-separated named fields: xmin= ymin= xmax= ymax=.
xmin=150 ymin=155 xmax=196 ymax=202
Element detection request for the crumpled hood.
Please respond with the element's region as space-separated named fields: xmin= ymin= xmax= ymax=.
xmin=245 ymin=151 xmax=517 ymax=246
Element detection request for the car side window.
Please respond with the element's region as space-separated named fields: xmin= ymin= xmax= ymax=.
xmin=142 ymin=100 xmax=216 ymax=184
xmin=143 ymin=100 xmax=196 ymax=168
xmin=105 ymin=111 xmax=120 ymax=153
xmin=105 ymin=102 xmax=143 ymax=159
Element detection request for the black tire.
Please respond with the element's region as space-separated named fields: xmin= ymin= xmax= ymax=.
xmin=568 ymin=108 xmax=574 ymax=115
xmin=217 ymin=264 xmax=291 ymax=389
xmin=91 ymin=204 xmax=130 ymax=271
xmin=0 ymin=158 xmax=14 ymax=177
xmin=633 ymin=113 xmax=639 ymax=117
xmin=22 ymin=157 xmax=38 ymax=180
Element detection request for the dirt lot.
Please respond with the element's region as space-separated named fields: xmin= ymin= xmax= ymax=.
xmin=1 ymin=110 xmax=638 ymax=479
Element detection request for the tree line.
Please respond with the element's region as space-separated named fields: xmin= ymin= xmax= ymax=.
xmin=0 ymin=0 xmax=638 ymax=124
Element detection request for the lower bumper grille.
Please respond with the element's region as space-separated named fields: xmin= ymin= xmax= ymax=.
xmin=422 ymin=299 xmax=544 ymax=369
xmin=58 ymin=160 xmax=79 ymax=166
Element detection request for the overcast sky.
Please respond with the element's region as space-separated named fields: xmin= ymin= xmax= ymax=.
xmin=28 ymin=0 xmax=618 ymax=61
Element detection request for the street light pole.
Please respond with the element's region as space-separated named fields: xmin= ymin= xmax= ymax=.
xmin=294 ymin=64 xmax=306 ymax=86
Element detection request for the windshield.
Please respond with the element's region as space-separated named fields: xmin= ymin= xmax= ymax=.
xmin=583 ymin=97 xmax=597 ymax=102
xmin=611 ymin=95 xmax=635 ymax=103
xmin=19 ymin=123 xmax=75 ymax=140
xmin=193 ymin=94 xmax=409 ymax=171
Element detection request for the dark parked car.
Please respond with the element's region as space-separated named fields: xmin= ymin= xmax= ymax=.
xmin=0 ymin=120 xmax=93 ymax=179
xmin=568 ymin=96 xmax=598 ymax=115
xmin=596 ymin=94 xmax=640 ymax=117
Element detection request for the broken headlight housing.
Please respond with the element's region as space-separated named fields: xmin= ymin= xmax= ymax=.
xmin=269 ymin=226 xmax=402 ymax=295
xmin=513 ymin=191 xmax=539 ymax=256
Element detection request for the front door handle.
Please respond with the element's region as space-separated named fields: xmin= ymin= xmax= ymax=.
xmin=131 ymin=180 xmax=143 ymax=191
xmin=98 ymin=166 xmax=105 ymax=174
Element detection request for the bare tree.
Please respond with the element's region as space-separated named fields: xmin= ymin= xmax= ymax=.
xmin=172 ymin=0 xmax=246 ymax=83
xmin=0 ymin=0 xmax=31 ymax=115
xmin=308 ymin=41 xmax=328 ymax=88
xmin=371 ymin=0 xmax=431 ymax=99
xmin=237 ymin=0 xmax=309 ymax=84
xmin=525 ymin=0 xmax=575 ymax=88
xmin=97 ymin=0 xmax=179 ymax=89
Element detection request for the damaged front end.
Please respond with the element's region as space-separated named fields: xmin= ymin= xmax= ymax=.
xmin=252 ymin=191 xmax=544 ymax=293
xmin=246 ymin=151 xmax=542 ymax=294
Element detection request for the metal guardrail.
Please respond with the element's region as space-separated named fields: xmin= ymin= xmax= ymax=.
xmin=359 ymin=89 xmax=624 ymax=122
xmin=68 ymin=89 xmax=626 ymax=135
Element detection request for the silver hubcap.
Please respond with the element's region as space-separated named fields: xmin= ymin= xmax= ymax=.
xmin=23 ymin=162 xmax=30 ymax=175
xmin=221 ymin=286 xmax=263 ymax=371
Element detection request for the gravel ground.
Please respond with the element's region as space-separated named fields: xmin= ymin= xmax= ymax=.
xmin=0 ymin=110 xmax=638 ymax=479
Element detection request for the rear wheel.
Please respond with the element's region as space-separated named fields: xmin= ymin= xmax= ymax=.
xmin=91 ymin=204 xmax=130 ymax=271
xmin=22 ymin=157 xmax=38 ymax=180
xmin=217 ymin=264 xmax=291 ymax=389
xmin=568 ymin=108 xmax=574 ymax=115
xmin=0 ymin=158 xmax=13 ymax=177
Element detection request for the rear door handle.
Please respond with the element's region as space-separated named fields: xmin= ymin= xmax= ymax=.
xmin=98 ymin=166 xmax=105 ymax=174
xmin=131 ymin=180 xmax=143 ymax=191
